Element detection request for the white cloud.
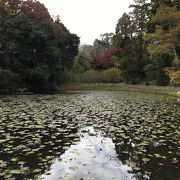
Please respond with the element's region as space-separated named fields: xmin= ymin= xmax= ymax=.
xmin=38 ymin=0 xmax=133 ymax=45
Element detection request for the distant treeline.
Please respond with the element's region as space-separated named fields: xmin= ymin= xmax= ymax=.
xmin=0 ymin=0 xmax=79 ymax=94
xmin=73 ymin=0 xmax=180 ymax=86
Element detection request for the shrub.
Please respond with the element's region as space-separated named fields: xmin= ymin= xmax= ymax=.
xmin=81 ymin=70 xmax=105 ymax=83
xmin=104 ymin=68 xmax=122 ymax=83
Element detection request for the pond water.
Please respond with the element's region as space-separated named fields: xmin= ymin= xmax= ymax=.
xmin=0 ymin=91 xmax=179 ymax=180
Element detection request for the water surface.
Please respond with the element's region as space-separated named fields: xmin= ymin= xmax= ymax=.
xmin=0 ymin=91 xmax=179 ymax=180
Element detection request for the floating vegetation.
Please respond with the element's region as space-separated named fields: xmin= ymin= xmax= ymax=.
xmin=0 ymin=91 xmax=179 ymax=180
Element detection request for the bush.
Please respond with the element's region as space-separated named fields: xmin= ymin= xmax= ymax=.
xmin=81 ymin=68 xmax=123 ymax=83
xmin=66 ymin=71 xmax=81 ymax=83
xmin=81 ymin=70 xmax=105 ymax=83
xmin=104 ymin=68 xmax=122 ymax=83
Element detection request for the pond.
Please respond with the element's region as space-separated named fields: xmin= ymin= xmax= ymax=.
xmin=0 ymin=91 xmax=179 ymax=180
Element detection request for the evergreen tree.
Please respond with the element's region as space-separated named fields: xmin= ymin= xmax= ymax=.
xmin=0 ymin=1 xmax=80 ymax=93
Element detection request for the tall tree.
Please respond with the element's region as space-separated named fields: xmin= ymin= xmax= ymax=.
xmin=113 ymin=0 xmax=151 ymax=83
xmin=77 ymin=45 xmax=95 ymax=71
xmin=129 ymin=0 xmax=151 ymax=56
xmin=144 ymin=4 xmax=180 ymax=67
xmin=98 ymin=33 xmax=114 ymax=49
xmin=93 ymin=33 xmax=114 ymax=56
xmin=129 ymin=0 xmax=151 ymax=36
xmin=114 ymin=13 xmax=134 ymax=48
xmin=0 ymin=0 xmax=22 ymax=13
xmin=21 ymin=0 xmax=51 ymax=23
xmin=0 ymin=1 xmax=80 ymax=93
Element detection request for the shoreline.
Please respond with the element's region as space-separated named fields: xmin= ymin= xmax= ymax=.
xmin=59 ymin=83 xmax=180 ymax=98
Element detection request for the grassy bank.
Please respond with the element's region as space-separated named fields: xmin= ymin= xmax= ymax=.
xmin=59 ymin=83 xmax=180 ymax=98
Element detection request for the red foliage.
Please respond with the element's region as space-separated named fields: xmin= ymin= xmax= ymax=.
xmin=2 ymin=0 xmax=66 ymax=41
xmin=53 ymin=23 xmax=65 ymax=41
xmin=2 ymin=0 xmax=22 ymax=13
xmin=94 ymin=47 xmax=120 ymax=69
xmin=21 ymin=0 xmax=51 ymax=23
xmin=2 ymin=0 xmax=51 ymax=23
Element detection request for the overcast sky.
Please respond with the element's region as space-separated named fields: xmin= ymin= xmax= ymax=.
xmin=38 ymin=0 xmax=134 ymax=45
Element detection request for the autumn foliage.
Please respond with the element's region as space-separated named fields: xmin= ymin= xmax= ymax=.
xmin=53 ymin=23 xmax=65 ymax=41
xmin=0 ymin=0 xmax=80 ymax=93
xmin=1 ymin=0 xmax=22 ymax=13
xmin=1 ymin=0 xmax=66 ymax=41
xmin=94 ymin=47 xmax=120 ymax=69
xmin=1 ymin=0 xmax=51 ymax=22
xmin=21 ymin=0 xmax=51 ymax=23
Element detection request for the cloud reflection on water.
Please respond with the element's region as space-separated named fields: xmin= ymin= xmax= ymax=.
xmin=41 ymin=127 xmax=135 ymax=180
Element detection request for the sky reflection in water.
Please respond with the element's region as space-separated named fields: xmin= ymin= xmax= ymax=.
xmin=41 ymin=127 xmax=135 ymax=180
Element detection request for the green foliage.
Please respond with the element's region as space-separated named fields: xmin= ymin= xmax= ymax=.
xmin=115 ymin=38 xmax=147 ymax=83
xmin=143 ymin=54 xmax=171 ymax=85
xmin=94 ymin=33 xmax=114 ymax=49
xmin=165 ymin=68 xmax=180 ymax=86
xmin=72 ymin=57 xmax=84 ymax=74
xmin=77 ymin=45 xmax=95 ymax=71
xmin=66 ymin=57 xmax=84 ymax=83
xmin=112 ymin=0 xmax=151 ymax=84
xmin=0 ymin=1 xmax=79 ymax=94
xmin=80 ymin=68 xmax=123 ymax=84
xmin=111 ymin=0 xmax=180 ymax=86
xmin=26 ymin=65 xmax=50 ymax=92
xmin=0 ymin=69 xmax=16 ymax=94
xmin=81 ymin=70 xmax=104 ymax=83
xmin=104 ymin=68 xmax=122 ymax=83
xmin=144 ymin=4 xmax=180 ymax=68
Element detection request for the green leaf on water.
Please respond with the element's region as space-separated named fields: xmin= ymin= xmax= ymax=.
xmin=142 ymin=158 xmax=150 ymax=162
xmin=133 ymin=167 xmax=141 ymax=171
xmin=33 ymin=169 xmax=42 ymax=173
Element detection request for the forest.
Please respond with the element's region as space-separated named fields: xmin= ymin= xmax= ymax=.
xmin=0 ymin=0 xmax=180 ymax=94
xmin=0 ymin=0 xmax=80 ymax=94
xmin=74 ymin=0 xmax=180 ymax=86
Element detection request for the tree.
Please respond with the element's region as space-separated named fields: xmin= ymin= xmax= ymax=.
xmin=98 ymin=33 xmax=114 ymax=49
xmin=113 ymin=1 xmax=151 ymax=83
xmin=164 ymin=67 xmax=180 ymax=86
xmin=0 ymin=0 xmax=22 ymax=13
xmin=117 ymin=40 xmax=146 ymax=83
xmin=144 ymin=4 xmax=180 ymax=67
xmin=77 ymin=45 xmax=95 ymax=71
xmin=0 ymin=69 xmax=16 ymax=94
xmin=115 ymin=13 xmax=134 ymax=39
xmin=93 ymin=33 xmax=114 ymax=56
xmin=129 ymin=0 xmax=151 ymax=56
xmin=114 ymin=13 xmax=134 ymax=48
xmin=94 ymin=47 xmax=119 ymax=69
xmin=129 ymin=0 xmax=151 ymax=36
xmin=21 ymin=0 xmax=51 ymax=23
xmin=0 ymin=1 xmax=80 ymax=93
xmin=143 ymin=54 xmax=171 ymax=85
xmin=54 ymin=16 xmax=80 ymax=72
xmin=76 ymin=33 xmax=114 ymax=72
xmin=53 ymin=23 xmax=65 ymax=42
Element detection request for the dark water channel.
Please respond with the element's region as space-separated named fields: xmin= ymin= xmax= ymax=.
xmin=0 ymin=91 xmax=179 ymax=180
